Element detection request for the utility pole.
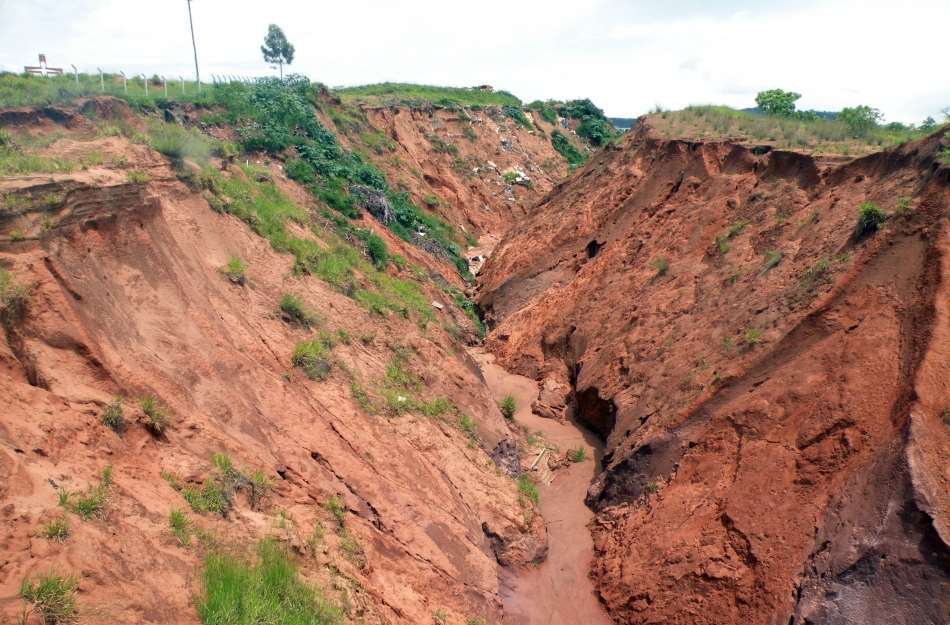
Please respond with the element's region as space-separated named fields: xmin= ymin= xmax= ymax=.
xmin=187 ymin=0 xmax=201 ymax=91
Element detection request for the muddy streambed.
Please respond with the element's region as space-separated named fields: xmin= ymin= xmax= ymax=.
xmin=470 ymin=349 xmax=611 ymax=625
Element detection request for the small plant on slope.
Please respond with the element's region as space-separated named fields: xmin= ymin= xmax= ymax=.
xmin=222 ymin=255 xmax=247 ymax=285
xmin=852 ymin=201 xmax=887 ymax=241
xmin=516 ymin=474 xmax=540 ymax=506
xmin=140 ymin=395 xmax=171 ymax=435
xmin=0 ymin=267 xmax=29 ymax=325
xmin=20 ymin=572 xmax=78 ymax=625
xmin=279 ymin=293 xmax=318 ymax=327
xmin=499 ymin=395 xmax=517 ymax=420
xmin=291 ymin=338 xmax=333 ymax=380
xmin=568 ymin=447 xmax=587 ymax=463
xmin=42 ymin=517 xmax=70 ymax=542
xmin=99 ymin=396 xmax=126 ymax=433
xmin=169 ymin=509 xmax=191 ymax=546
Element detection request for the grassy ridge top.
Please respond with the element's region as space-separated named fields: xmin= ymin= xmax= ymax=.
xmin=648 ymin=105 xmax=936 ymax=156
xmin=0 ymin=72 xmax=211 ymax=109
xmin=335 ymin=82 xmax=521 ymax=108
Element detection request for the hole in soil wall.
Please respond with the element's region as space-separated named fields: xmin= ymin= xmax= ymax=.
xmin=585 ymin=240 xmax=603 ymax=259
xmin=575 ymin=387 xmax=617 ymax=441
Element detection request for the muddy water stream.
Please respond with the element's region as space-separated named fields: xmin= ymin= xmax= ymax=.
xmin=471 ymin=349 xmax=612 ymax=625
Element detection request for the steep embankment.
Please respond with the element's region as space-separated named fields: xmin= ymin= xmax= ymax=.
xmin=0 ymin=99 xmax=556 ymax=625
xmin=478 ymin=122 xmax=950 ymax=624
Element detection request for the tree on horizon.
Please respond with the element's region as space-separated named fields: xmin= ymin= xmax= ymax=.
xmin=261 ymin=24 xmax=295 ymax=79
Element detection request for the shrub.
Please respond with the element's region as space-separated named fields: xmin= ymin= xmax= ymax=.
xmin=365 ymin=232 xmax=388 ymax=268
xmin=422 ymin=194 xmax=439 ymax=207
xmin=852 ymin=201 xmax=886 ymax=241
xmin=20 ymin=573 xmax=78 ymax=625
xmin=223 ymin=256 xmax=247 ymax=285
xmin=838 ymin=105 xmax=883 ymax=137
xmin=169 ymin=509 xmax=191 ymax=545
xmin=148 ymin=122 xmax=213 ymax=165
xmin=763 ymin=250 xmax=784 ymax=271
xmin=652 ymin=257 xmax=670 ymax=276
xmin=99 ymin=396 xmax=126 ymax=433
xmin=279 ymin=293 xmax=317 ymax=327
xmin=567 ymin=447 xmax=587 ymax=463
xmin=499 ymin=395 xmax=516 ymax=420
xmin=65 ymin=465 xmax=113 ymax=521
xmin=284 ymin=158 xmax=316 ymax=183
xmin=291 ymin=339 xmax=333 ymax=380
xmin=516 ymin=474 xmax=539 ymax=506
xmin=503 ymin=105 xmax=533 ymax=129
xmin=140 ymin=395 xmax=171 ymax=434
xmin=0 ymin=267 xmax=29 ymax=325
xmin=197 ymin=539 xmax=342 ymax=625
xmin=324 ymin=495 xmax=346 ymax=527
xmin=181 ymin=480 xmax=231 ymax=516
xmin=42 ymin=517 xmax=70 ymax=542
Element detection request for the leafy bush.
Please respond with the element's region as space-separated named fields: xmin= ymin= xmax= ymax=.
xmin=551 ymin=131 xmax=586 ymax=168
xmin=499 ymin=395 xmax=516 ymax=420
xmin=291 ymin=339 xmax=333 ymax=380
xmin=503 ymin=105 xmax=533 ymax=129
xmin=852 ymin=201 xmax=887 ymax=241
xmin=839 ymin=105 xmax=883 ymax=137
xmin=364 ymin=232 xmax=388 ymax=268
xmin=197 ymin=539 xmax=342 ymax=625
xmin=20 ymin=573 xmax=78 ymax=625
xmin=99 ymin=396 xmax=126 ymax=433
xmin=140 ymin=395 xmax=171 ymax=434
xmin=148 ymin=121 xmax=214 ymax=165
xmin=279 ymin=293 xmax=318 ymax=327
xmin=285 ymin=158 xmax=316 ymax=183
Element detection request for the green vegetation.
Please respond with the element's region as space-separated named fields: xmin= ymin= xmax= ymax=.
xmin=433 ymin=609 xmax=449 ymax=625
xmin=222 ymin=256 xmax=247 ymax=285
xmin=801 ymin=258 xmax=832 ymax=291
xmin=568 ymin=447 xmax=587 ymax=463
xmin=181 ymin=479 xmax=231 ymax=516
xmin=652 ymin=257 xmax=670 ymax=276
xmin=324 ymin=495 xmax=346 ymax=527
xmin=0 ymin=267 xmax=29 ymax=325
xmin=838 ymin=105 xmax=883 ymax=137
xmin=291 ymin=337 xmax=334 ymax=380
xmin=442 ymin=285 xmax=486 ymax=338
xmin=140 ymin=395 xmax=171 ymax=434
xmin=197 ymin=539 xmax=342 ymax=625
xmin=499 ymin=395 xmax=516 ymax=420
xmin=339 ymin=530 xmax=367 ymax=568
xmin=99 ymin=396 xmax=126 ymax=433
xmin=516 ymin=474 xmax=540 ymax=506
xmin=744 ymin=328 xmax=763 ymax=348
xmin=503 ymin=105 xmax=533 ymax=129
xmin=261 ymin=24 xmax=296 ymax=79
xmin=715 ymin=220 xmax=747 ymax=254
xmin=169 ymin=452 xmax=268 ymax=517
xmin=42 ymin=517 xmax=70 ymax=542
xmin=20 ymin=572 xmax=78 ymax=625
xmin=169 ymin=509 xmax=191 ymax=546
xmin=763 ymin=250 xmax=784 ymax=271
xmin=364 ymin=231 xmax=388 ymax=268
xmin=0 ymin=136 xmax=77 ymax=175
xmin=126 ymin=169 xmax=150 ymax=183
xmin=336 ymin=83 xmax=521 ymax=108
xmin=754 ymin=89 xmax=801 ymax=117
xmin=551 ymin=128 xmax=587 ymax=169
xmin=60 ymin=465 xmax=113 ymax=520
xmin=279 ymin=293 xmax=318 ymax=327
xmin=457 ymin=414 xmax=477 ymax=438
xmin=852 ymin=201 xmax=887 ymax=241
xmin=557 ymin=99 xmax=616 ymax=147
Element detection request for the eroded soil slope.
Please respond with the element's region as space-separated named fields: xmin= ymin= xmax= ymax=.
xmin=478 ymin=122 xmax=950 ymax=624
xmin=0 ymin=104 xmax=546 ymax=625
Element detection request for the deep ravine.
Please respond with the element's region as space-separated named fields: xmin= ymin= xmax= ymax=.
xmin=470 ymin=348 xmax=612 ymax=625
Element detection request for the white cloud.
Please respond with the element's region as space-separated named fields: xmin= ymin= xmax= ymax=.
xmin=0 ymin=0 xmax=946 ymax=122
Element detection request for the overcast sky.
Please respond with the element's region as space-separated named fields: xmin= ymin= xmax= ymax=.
xmin=1 ymin=0 xmax=947 ymax=123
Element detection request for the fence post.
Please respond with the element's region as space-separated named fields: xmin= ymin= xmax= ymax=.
xmin=71 ymin=64 xmax=78 ymax=85
xmin=162 ymin=76 xmax=168 ymax=97
xmin=120 ymin=71 xmax=127 ymax=94
xmin=97 ymin=68 xmax=104 ymax=92
xmin=141 ymin=74 xmax=148 ymax=98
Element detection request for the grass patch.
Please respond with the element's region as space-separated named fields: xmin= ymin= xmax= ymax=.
xmin=279 ymin=293 xmax=319 ymax=327
xmin=0 ymin=267 xmax=29 ymax=325
xmin=762 ymin=250 xmax=784 ymax=272
xmin=20 ymin=572 xmax=78 ymax=625
xmin=516 ymin=474 xmax=539 ymax=506
xmin=140 ymin=395 xmax=171 ymax=435
xmin=197 ymin=539 xmax=342 ymax=625
xmin=60 ymin=465 xmax=113 ymax=521
xmin=336 ymin=83 xmax=521 ymax=108
xmin=744 ymin=328 xmax=763 ymax=348
xmin=652 ymin=257 xmax=670 ymax=276
xmin=126 ymin=169 xmax=150 ymax=183
xmin=291 ymin=338 xmax=334 ymax=380
xmin=169 ymin=509 xmax=191 ymax=546
xmin=99 ymin=396 xmax=125 ymax=433
xmin=567 ymin=447 xmax=587 ymax=463
xmin=42 ymin=517 xmax=70 ymax=542
xmin=324 ymin=495 xmax=346 ymax=527
xmin=222 ymin=256 xmax=246 ymax=285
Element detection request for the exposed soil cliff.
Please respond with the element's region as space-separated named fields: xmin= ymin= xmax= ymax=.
xmin=0 ymin=99 xmax=559 ymax=625
xmin=478 ymin=122 xmax=950 ymax=624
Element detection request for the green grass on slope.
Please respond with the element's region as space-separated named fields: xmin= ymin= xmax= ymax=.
xmin=336 ymin=82 xmax=521 ymax=108
xmin=198 ymin=539 xmax=342 ymax=625
xmin=0 ymin=72 xmax=212 ymax=108
xmin=651 ymin=105 xmax=932 ymax=155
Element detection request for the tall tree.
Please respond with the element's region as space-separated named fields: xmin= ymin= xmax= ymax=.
xmin=755 ymin=89 xmax=801 ymax=117
xmin=261 ymin=24 xmax=295 ymax=79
